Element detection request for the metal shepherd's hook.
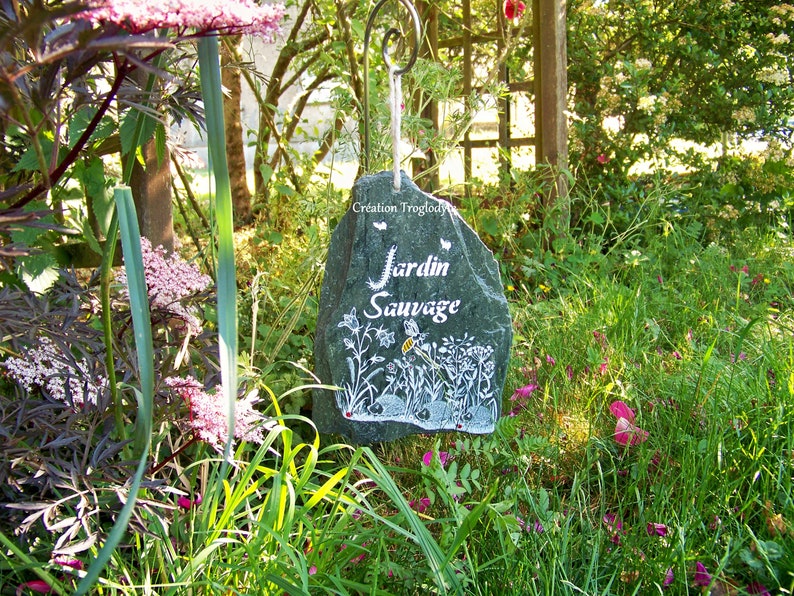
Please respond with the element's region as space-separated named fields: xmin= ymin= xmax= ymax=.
xmin=362 ymin=0 xmax=422 ymax=173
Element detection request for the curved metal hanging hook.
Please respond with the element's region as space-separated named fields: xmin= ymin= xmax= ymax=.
xmin=362 ymin=0 xmax=422 ymax=173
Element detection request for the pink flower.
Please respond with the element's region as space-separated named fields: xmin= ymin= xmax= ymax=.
xmin=116 ymin=238 xmax=212 ymax=335
xmin=596 ymin=154 xmax=610 ymax=164
xmin=614 ymin=416 xmax=649 ymax=446
xmin=566 ymin=365 xmax=574 ymax=380
xmin=53 ymin=555 xmax=84 ymax=571
xmin=693 ymin=561 xmax=711 ymax=587
xmin=17 ymin=580 xmax=52 ymax=593
xmin=4 ymin=336 xmax=107 ymax=407
xmin=165 ymin=377 xmax=268 ymax=452
xmin=308 ymin=565 xmax=317 ymax=576
xmin=177 ymin=493 xmax=202 ymax=510
xmin=657 ymin=275 xmax=664 ymax=284
xmin=503 ymin=0 xmax=526 ymax=19
xmin=664 ymin=568 xmax=674 ymax=587
xmin=746 ymin=582 xmax=770 ymax=595
xmin=603 ymin=513 xmax=624 ymax=544
xmin=609 ymin=401 xmax=636 ymax=421
xmin=646 ymin=522 xmax=668 ymax=536
xmin=672 ymin=350 xmax=682 ymax=360
xmin=83 ymin=0 xmax=285 ymax=37
xmin=546 ymin=355 xmax=556 ymax=366
xmin=510 ymin=383 xmax=538 ymax=401
xmin=422 ymin=450 xmax=449 ymax=467
xmin=609 ymin=400 xmax=648 ymax=446
xmin=410 ymin=497 xmax=431 ymax=513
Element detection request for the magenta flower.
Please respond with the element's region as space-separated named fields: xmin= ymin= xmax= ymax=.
xmin=546 ymin=355 xmax=556 ymax=366
xmin=308 ymin=565 xmax=317 ymax=576
xmin=566 ymin=365 xmax=574 ymax=380
xmin=693 ymin=561 xmax=711 ymax=587
xmin=53 ymin=555 xmax=84 ymax=571
xmin=615 ymin=417 xmax=649 ymax=446
xmin=410 ymin=497 xmax=431 ymax=513
xmin=17 ymin=580 xmax=53 ymax=593
xmin=602 ymin=513 xmax=624 ymax=544
xmin=596 ymin=154 xmax=610 ymax=164
xmin=609 ymin=400 xmax=648 ymax=446
xmin=609 ymin=401 xmax=635 ymax=420
xmin=503 ymin=0 xmax=526 ymax=19
xmin=746 ymin=582 xmax=770 ymax=596
xmin=646 ymin=522 xmax=668 ymax=536
xmin=510 ymin=383 xmax=538 ymax=401
xmin=83 ymin=0 xmax=285 ymax=37
xmin=664 ymin=568 xmax=674 ymax=587
xmin=177 ymin=493 xmax=202 ymax=510
xmin=422 ymin=450 xmax=449 ymax=467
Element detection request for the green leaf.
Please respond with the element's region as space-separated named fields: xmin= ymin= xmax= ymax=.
xmin=120 ymin=110 xmax=157 ymax=156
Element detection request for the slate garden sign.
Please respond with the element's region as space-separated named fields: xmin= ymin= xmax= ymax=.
xmin=313 ymin=171 xmax=513 ymax=443
xmin=313 ymin=0 xmax=512 ymax=443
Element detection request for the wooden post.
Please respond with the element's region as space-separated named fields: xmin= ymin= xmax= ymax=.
xmin=533 ymin=0 xmax=569 ymax=233
xmin=413 ymin=0 xmax=440 ymax=191
xmin=463 ymin=0 xmax=473 ymax=194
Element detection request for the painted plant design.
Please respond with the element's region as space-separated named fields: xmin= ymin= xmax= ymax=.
xmin=335 ymin=308 xmax=497 ymax=433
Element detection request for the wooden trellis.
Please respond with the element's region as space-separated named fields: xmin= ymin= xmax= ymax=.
xmin=411 ymin=0 xmax=567 ymax=198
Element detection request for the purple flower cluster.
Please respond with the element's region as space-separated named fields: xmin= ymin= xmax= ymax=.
xmin=116 ymin=237 xmax=212 ymax=335
xmin=164 ymin=376 xmax=268 ymax=452
xmin=82 ymin=0 xmax=285 ymax=38
xmin=3 ymin=336 xmax=107 ymax=407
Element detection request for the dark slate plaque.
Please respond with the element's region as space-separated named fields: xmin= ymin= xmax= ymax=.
xmin=313 ymin=171 xmax=512 ymax=444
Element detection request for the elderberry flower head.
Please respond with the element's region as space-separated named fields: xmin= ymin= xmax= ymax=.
xmin=116 ymin=237 xmax=212 ymax=335
xmin=164 ymin=376 xmax=268 ymax=452
xmin=82 ymin=0 xmax=285 ymax=38
xmin=3 ymin=337 xmax=107 ymax=407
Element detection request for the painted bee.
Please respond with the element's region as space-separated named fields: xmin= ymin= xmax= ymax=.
xmin=402 ymin=319 xmax=427 ymax=354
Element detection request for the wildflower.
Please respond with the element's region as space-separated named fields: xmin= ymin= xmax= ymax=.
xmin=603 ymin=513 xmax=624 ymax=544
xmin=657 ymin=275 xmax=664 ymax=284
xmin=517 ymin=516 xmax=544 ymax=533
xmin=4 ymin=336 xmax=107 ymax=407
xmin=53 ymin=555 xmax=84 ymax=571
xmin=16 ymin=580 xmax=52 ymax=593
xmin=566 ymin=365 xmax=574 ymax=380
xmin=82 ymin=0 xmax=285 ymax=38
xmin=596 ymin=154 xmax=610 ymax=164
xmin=116 ymin=238 xmax=212 ymax=335
xmin=165 ymin=376 xmax=268 ymax=452
xmin=308 ymin=565 xmax=317 ymax=576
xmin=177 ymin=493 xmax=202 ymax=510
xmin=546 ymin=355 xmax=556 ymax=366
xmin=693 ymin=562 xmax=711 ymax=587
xmin=510 ymin=383 xmax=538 ymax=401
xmin=664 ymin=568 xmax=674 ymax=587
xmin=410 ymin=497 xmax=431 ymax=513
xmin=746 ymin=582 xmax=770 ymax=595
xmin=609 ymin=400 xmax=649 ymax=446
xmin=503 ymin=0 xmax=526 ymax=19
xmin=672 ymin=350 xmax=682 ymax=360
xmin=422 ymin=450 xmax=449 ymax=467
xmin=646 ymin=522 xmax=668 ymax=536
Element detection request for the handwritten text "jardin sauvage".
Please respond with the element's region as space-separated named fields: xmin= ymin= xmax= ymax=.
xmin=363 ymin=245 xmax=461 ymax=324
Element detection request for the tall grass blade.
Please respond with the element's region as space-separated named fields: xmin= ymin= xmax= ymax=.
xmin=75 ymin=187 xmax=153 ymax=594
xmin=197 ymin=35 xmax=238 ymax=473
